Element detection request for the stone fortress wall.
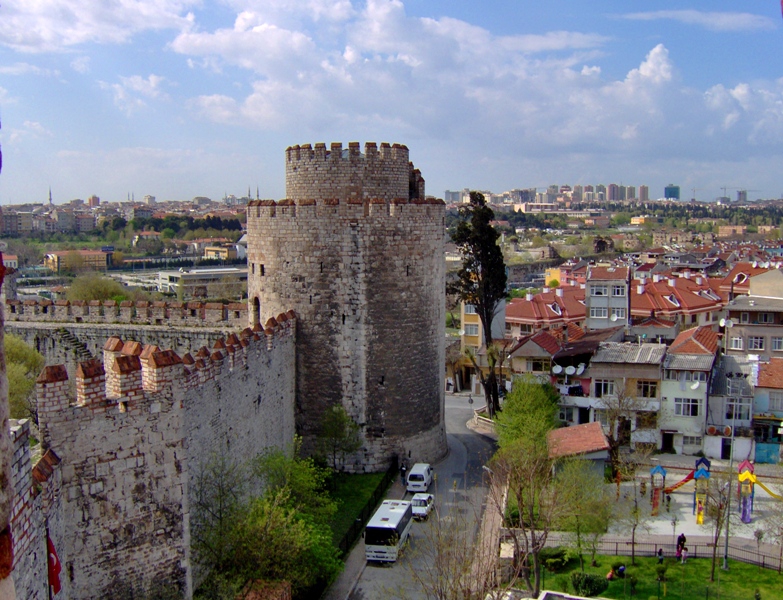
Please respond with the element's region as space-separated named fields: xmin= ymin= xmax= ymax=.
xmin=247 ymin=142 xmax=447 ymax=472
xmin=5 ymin=299 xmax=248 ymax=375
xmin=10 ymin=315 xmax=296 ymax=598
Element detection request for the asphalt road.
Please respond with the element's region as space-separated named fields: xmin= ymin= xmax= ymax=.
xmin=348 ymin=394 xmax=497 ymax=600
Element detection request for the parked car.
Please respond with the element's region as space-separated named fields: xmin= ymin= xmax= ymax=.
xmin=411 ymin=493 xmax=434 ymax=520
xmin=406 ymin=463 xmax=433 ymax=492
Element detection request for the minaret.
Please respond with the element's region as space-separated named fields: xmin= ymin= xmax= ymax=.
xmin=256 ymin=186 xmax=259 ymax=200
xmin=49 ymin=187 xmax=53 ymax=206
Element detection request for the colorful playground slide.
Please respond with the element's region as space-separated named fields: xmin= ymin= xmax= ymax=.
xmin=664 ymin=470 xmax=695 ymax=494
xmin=756 ymin=480 xmax=783 ymax=500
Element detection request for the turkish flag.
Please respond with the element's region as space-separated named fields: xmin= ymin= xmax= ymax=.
xmin=47 ymin=536 xmax=62 ymax=596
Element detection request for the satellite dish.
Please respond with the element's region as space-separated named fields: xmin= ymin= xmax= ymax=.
xmin=552 ymin=365 xmax=563 ymax=374
xmin=719 ymin=318 xmax=726 ymax=327
xmin=725 ymin=319 xmax=734 ymax=328
xmin=458 ymin=330 xmax=465 ymax=336
xmin=691 ymin=381 xmax=700 ymax=390
xmin=610 ymin=314 xmax=618 ymax=322
xmin=565 ymin=366 xmax=576 ymax=375
xmin=576 ymin=364 xmax=585 ymax=376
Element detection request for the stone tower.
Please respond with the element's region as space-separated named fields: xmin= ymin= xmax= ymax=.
xmin=247 ymin=142 xmax=447 ymax=471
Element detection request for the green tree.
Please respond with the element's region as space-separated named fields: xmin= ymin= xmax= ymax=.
xmin=234 ymin=489 xmax=342 ymax=594
xmin=254 ymin=442 xmax=337 ymax=524
xmin=315 ymin=405 xmax=362 ymax=472
xmin=5 ymin=334 xmax=45 ymax=421
xmin=489 ymin=376 xmax=569 ymax=597
xmin=560 ymin=460 xmax=611 ymax=572
xmin=448 ymin=192 xmax=507 ymax=417
xmin=66 ymin=273 xmax=147 ymax=302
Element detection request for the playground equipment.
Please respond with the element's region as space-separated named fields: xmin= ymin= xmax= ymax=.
xmin=737 ymin=460 xmax=755 ymax=524
xmin=664 ymin=456 xmax=711 ymax=495
xmin=650 ymin=465 xmax=667 ymax=516
xmin=738 ymin=471 xmax=756 ymax=523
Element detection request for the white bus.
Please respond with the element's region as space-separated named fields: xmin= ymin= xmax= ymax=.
xmin=364 ymin=499 xmax=413 ymax=562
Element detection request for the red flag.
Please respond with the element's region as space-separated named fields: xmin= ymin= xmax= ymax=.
xmin=47 ymin=536 xmax=62 ymax=596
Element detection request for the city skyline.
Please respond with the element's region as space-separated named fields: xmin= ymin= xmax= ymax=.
xmin=1 ymin=1 xmax=782 ymax=204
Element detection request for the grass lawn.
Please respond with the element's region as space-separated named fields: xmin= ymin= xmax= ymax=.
xmin=328 ymin=472 xmax=388 ymax=545
xmin=546 ymin=554 xmax=781 ymax=600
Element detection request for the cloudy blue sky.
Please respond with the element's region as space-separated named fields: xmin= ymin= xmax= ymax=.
xmin=1 ymin=0 xmax=782 ymax=204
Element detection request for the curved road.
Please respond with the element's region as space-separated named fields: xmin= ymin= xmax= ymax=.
xmin=349 ymin=394 xmax=497 ymax=600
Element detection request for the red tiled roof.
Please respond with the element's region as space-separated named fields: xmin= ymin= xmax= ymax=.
xmin=548 ymin=422 xmax=610 ymax=459
xmin=758 ymin=358 xmax=783 ymax=389
xmin=505 ymin=287 xmax=586 ymax=326
xmin=588 ymin=266 xmax=629 ymax=281
xmin=669 ymin=326 xmax=720 ymax=355
xmin=718 ymin=262 xmax=770 ymax=294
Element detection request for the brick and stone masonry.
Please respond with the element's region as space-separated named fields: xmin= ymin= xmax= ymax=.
xmin=10 ymin=314 xmax=297 ymax=598
xmin=247 ymin=142 xmax=447 ymax=471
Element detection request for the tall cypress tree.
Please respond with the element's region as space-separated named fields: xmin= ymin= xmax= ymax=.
xmin=449 ymin=192 xmax=507 ymax=416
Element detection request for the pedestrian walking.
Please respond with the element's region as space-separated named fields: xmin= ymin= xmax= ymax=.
xmin=400 ymin=462 xmax=407 ymax=485
xmin=676 ymin=532 xmax=686 ymax=558
xmin=657 ymin=548 xmax=664 ymax=564
xmin=681 ymin=547 xmax=688 ymax=564
xmin=666 ymin=494 xmax=671 ymax=512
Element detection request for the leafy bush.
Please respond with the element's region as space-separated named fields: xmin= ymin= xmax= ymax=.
xmin=628 ymin=574 xmax=638 ymax=593
xmin=571 ymin=572 xmax=609 ymax=597
xmin=655 ymin=564 xmax=668 ymax=581
xmin=555 ymin=575 xmax=570 ymax=593
xmin=540 ymin=546 xmax=569 ymax=572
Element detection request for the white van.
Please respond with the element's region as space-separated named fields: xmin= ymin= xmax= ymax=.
xmin=406 ymin=463 xmax=433 ymax=493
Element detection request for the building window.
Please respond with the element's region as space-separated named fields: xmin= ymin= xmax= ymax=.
xmin=594 ymin=379 xmax=615 ymax=398
xmin=526 ymin=359 xmax=550 ymax=373
xmin=759 ymin=313 xmax=774 ymax=324
xmin=683 ymin=435 xmax=702 ymax=446
xmin=637 ymin=380 xmax=658 ymax=398
xmin=612 ymin=285 xmax=626 ymax=297
xmin=590 ymin=307 xmax=608 ymax=319
xmin=559 ymin=406 xmax=574 ymax=422
xmin=464 ymin=324 xmax=479 ymax=336
xmin=520 ymin=324 xmax=533 ymax=334
xmin=611 ymin=308 xmax=626 ymax=320
xmin=693 ymin=371 xmax=708 ymax=382
xmin=726 ymin=399 xmax=751 ymax=421
xmin=664 ymin=369 xmax=679 ymax=381
xmin=729 ymin=337 xmax=743 ymax=350
xmin=675 ymin=397 xmax=700 ymax=417
xmin=769 ymin=391 xmax=783 ymax=412
xmin=748 ymin=336 xmax=765 ymax=351
xmin=591 ymin=285 xmax=607 ymax=296
xmin=773 ymin=337 xmax=783 ymax=351
xmin=740 ymin=312 xmax=749 ymax=324
xmin=594 ymin=409 xmax=609 ymax=426
xmin=464 ymin=304 xmax=477 ymax=314
xmin=635 ymin=411 xmax=657 ymax=429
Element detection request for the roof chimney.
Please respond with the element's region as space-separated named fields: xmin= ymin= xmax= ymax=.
xmin=684 ymin=271 xmax=691 ymax=279
xmin=526 ymin=292 xmax=533 ymax=301
xmin=653 ymin=274 xmax=660 ymax=283
xmin=637 ymin=284 xmax=644 ymax=295
xmin=696 ymin=276 xmax=703 ymax=285
xmin=669 ymin=278 xmax=676 ymax=287
xmin=556 ymin=287 xmax=563 ymax=297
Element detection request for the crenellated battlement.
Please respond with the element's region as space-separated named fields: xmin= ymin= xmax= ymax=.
xmin=36 ymin=310 xmax=296 ymax=437
xmin=284 ymin=141 xmax=425 ymax=201
xmin=285 ymin=141 xmax=409 ymax=165
xmin=5 ymin=298 xmax=247 ymax=327
xmin=246 ymin=195 xmax=443 ymax=219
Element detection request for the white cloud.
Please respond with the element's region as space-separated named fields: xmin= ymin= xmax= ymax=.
xmin=704 ymin=79 xmax=783 ymax=145
xmin=100 ymin=74 xmax=169 ymax=115
xmin=70 ymin=56 xmax=91 ymax=73
xmin=0 ymin=62 xmax=57 ymax=76
xmin=0 ymin=0 xmax=197 ymax=52
xmin=620 ymin=10 xmax=776 ymax=33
